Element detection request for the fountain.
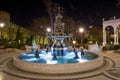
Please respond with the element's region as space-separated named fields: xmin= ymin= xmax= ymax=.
xmin=47 ymin=7 xmax=72 ymax=56
xmin=3 ymin=7 xmax=104 ymax=80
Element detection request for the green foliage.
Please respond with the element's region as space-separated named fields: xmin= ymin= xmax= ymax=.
xmin=88 ymin=26 xmax=102 ymax=42
xmin=102 ymin=44 xmax=120 ymax=51
xmin=84 ymin=44 xmax=89 ymax=49
xmin=109 ymin=44 xmax=114 ymax=50
xmin=15 ymin=27 xmax=24 ymax=41
xmin=114 ymin=45 xmax=120 ymax=50
xmin=3 ymin=40 xmax=25 ymax=50
xmin=26 ymin=37 xmax=32 ymax=46
xmin=102 ymin=45 xmax=109 ymax=51
xmin=29 ymin=17 xmax=49 ymax=35
xmin=0 ymin=39 xmax=8 ymax=46
xmin=0 ymin=11 xmax=10 ymax=21
xmin=110 ymin=45 xmax=120 ymax=50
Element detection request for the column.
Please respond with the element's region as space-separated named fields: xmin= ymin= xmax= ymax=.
xmin=116 ymin=27 xmax=119 ymax=44
xmin=114 ymin=28 xmax=117 ymax=44
xmin=103 ymin=28 xmax=106 ymax=45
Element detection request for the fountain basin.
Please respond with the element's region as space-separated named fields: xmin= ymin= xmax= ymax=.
xmin=13 ymin=52 xmax=104 ymax=74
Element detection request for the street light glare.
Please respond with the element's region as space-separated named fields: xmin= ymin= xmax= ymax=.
xmin=0 ymin=23 xmax=5 ymax=28
xmin=79 ymin=28 xmax=84 ymax=33
xmin=47 ymin=28 xmax=51 ymax=32
xmin=72 ymin=40 xmax=76 ymax=44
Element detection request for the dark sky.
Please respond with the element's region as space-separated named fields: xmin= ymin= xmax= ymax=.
xmin=0 ymin=0 xmax=120 ymax=27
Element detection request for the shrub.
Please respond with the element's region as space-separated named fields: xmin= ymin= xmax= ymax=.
xmin=19 ymin=45 xmax=25 ymax=50
xmin=114 ymin=45 xmax=120 ymax=50
xmin=4 ymin=41 xmax=25 ymax=50
xmin=109 ymin=44 xmax=114 ymax=50
xmin=102 ymin=45 xmax=109 ymax=51
xmin=84 ymin=44 xmax=89 ymax=49
xmin=109 ymin=44 xmax=120 ymax=50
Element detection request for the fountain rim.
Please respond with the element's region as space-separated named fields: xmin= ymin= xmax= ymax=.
xmin=12 ymin=52 xmax=104 ymax=74
xmin=16 ymin=51 xmax=100 ymax=65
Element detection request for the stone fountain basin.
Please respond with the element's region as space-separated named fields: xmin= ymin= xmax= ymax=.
xmin=13 ymin=53 xmax=104 ymax=74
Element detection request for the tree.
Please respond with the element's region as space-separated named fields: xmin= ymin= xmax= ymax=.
xmin=88 ymin=26 xmax=102 ymax=43
xmin=117 ymin=0 xmax=120 ymax=7
xmin=0 ymin=11 xmax=10 ymax=22
xmin=29 ymin=17 xmax=50 ymax=35
xmin=64 ymin=17 xmax=76 ymax=35
xmin=45 ymin=0 xmax=63 ymax=33
xmin=29 ymin=17 xmax=50 ymax=46
xmin=15 ymin=27 xmax=22 ymax=41
xmin=0 ymin=11 xmax=11 ymax=39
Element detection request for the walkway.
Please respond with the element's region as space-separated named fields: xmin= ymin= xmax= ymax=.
xmin=0 ymin=49 xmax=120 ymax=80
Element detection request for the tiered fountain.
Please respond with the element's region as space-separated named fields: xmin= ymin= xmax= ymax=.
xmin=3 ymin=7 xmax=104 ymax=80
xmin=47 ymin=7 xmax=71 ymax=56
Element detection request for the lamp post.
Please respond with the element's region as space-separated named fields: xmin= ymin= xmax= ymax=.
xmin=46 ymin=27 xmax=51 ymax=46
xmin=0 ymin=23 xmax=5 ymax=39
xmin=79 ymin=28 xmax=84 ymax=45
xmin=72 ymin=40 xmax=76 ymax=47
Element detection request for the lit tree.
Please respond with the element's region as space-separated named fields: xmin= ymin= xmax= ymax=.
xmin=0 ymin=11 xmax=10 ymax=22
xmin=64 ymin=17 xmax=76 ymax=35
xmin=73 ymin=20 xmax=85 ymax=44
xmin=45 ymin=0 xmax=64 ymax=33
xmin=0 ymin=11 xmax=11 ymax=39
xmin=29 ymin=17 xmax=50 ymax=45
xmin=29 ymin=17 xmax=49 ymax=34
xmin=88 ymin=26 xmax=102 ymax=43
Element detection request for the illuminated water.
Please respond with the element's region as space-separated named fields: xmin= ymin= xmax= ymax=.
xmin=19 ymin=50 xmax=98 ymax=64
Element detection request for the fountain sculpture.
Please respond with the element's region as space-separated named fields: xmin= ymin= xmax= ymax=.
xmin=47 ymin=7 xmax=71 ymax=56
xmin=3 ymin=7 xmax=104 ymax=80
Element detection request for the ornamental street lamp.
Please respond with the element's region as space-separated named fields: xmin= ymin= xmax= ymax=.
xmin=46 ymin=27 xmax=51 ymax=47
xmin=0 ymin=23 xmax=5 ymax=39
xmin=72 ymin=40 xmax=76 ymax=47
xmin=79 ymin=28 xmax=84 ymax=45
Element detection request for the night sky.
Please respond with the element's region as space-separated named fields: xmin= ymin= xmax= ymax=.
xmin=0 ymin=0 xmax=120 ymax=27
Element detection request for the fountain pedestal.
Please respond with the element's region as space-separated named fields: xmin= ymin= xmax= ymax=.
xmin=48 ymin=35 xmax=71 ymax=56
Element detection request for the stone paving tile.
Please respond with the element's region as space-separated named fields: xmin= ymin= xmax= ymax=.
xmin=0 ymin=49 xmax=120 ymax=80
xmin=79 ymin=75 xmax=112 ymax=80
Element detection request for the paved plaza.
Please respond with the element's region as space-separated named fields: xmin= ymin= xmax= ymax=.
xmin=0 ymin=49 xmax=120 ymax=80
